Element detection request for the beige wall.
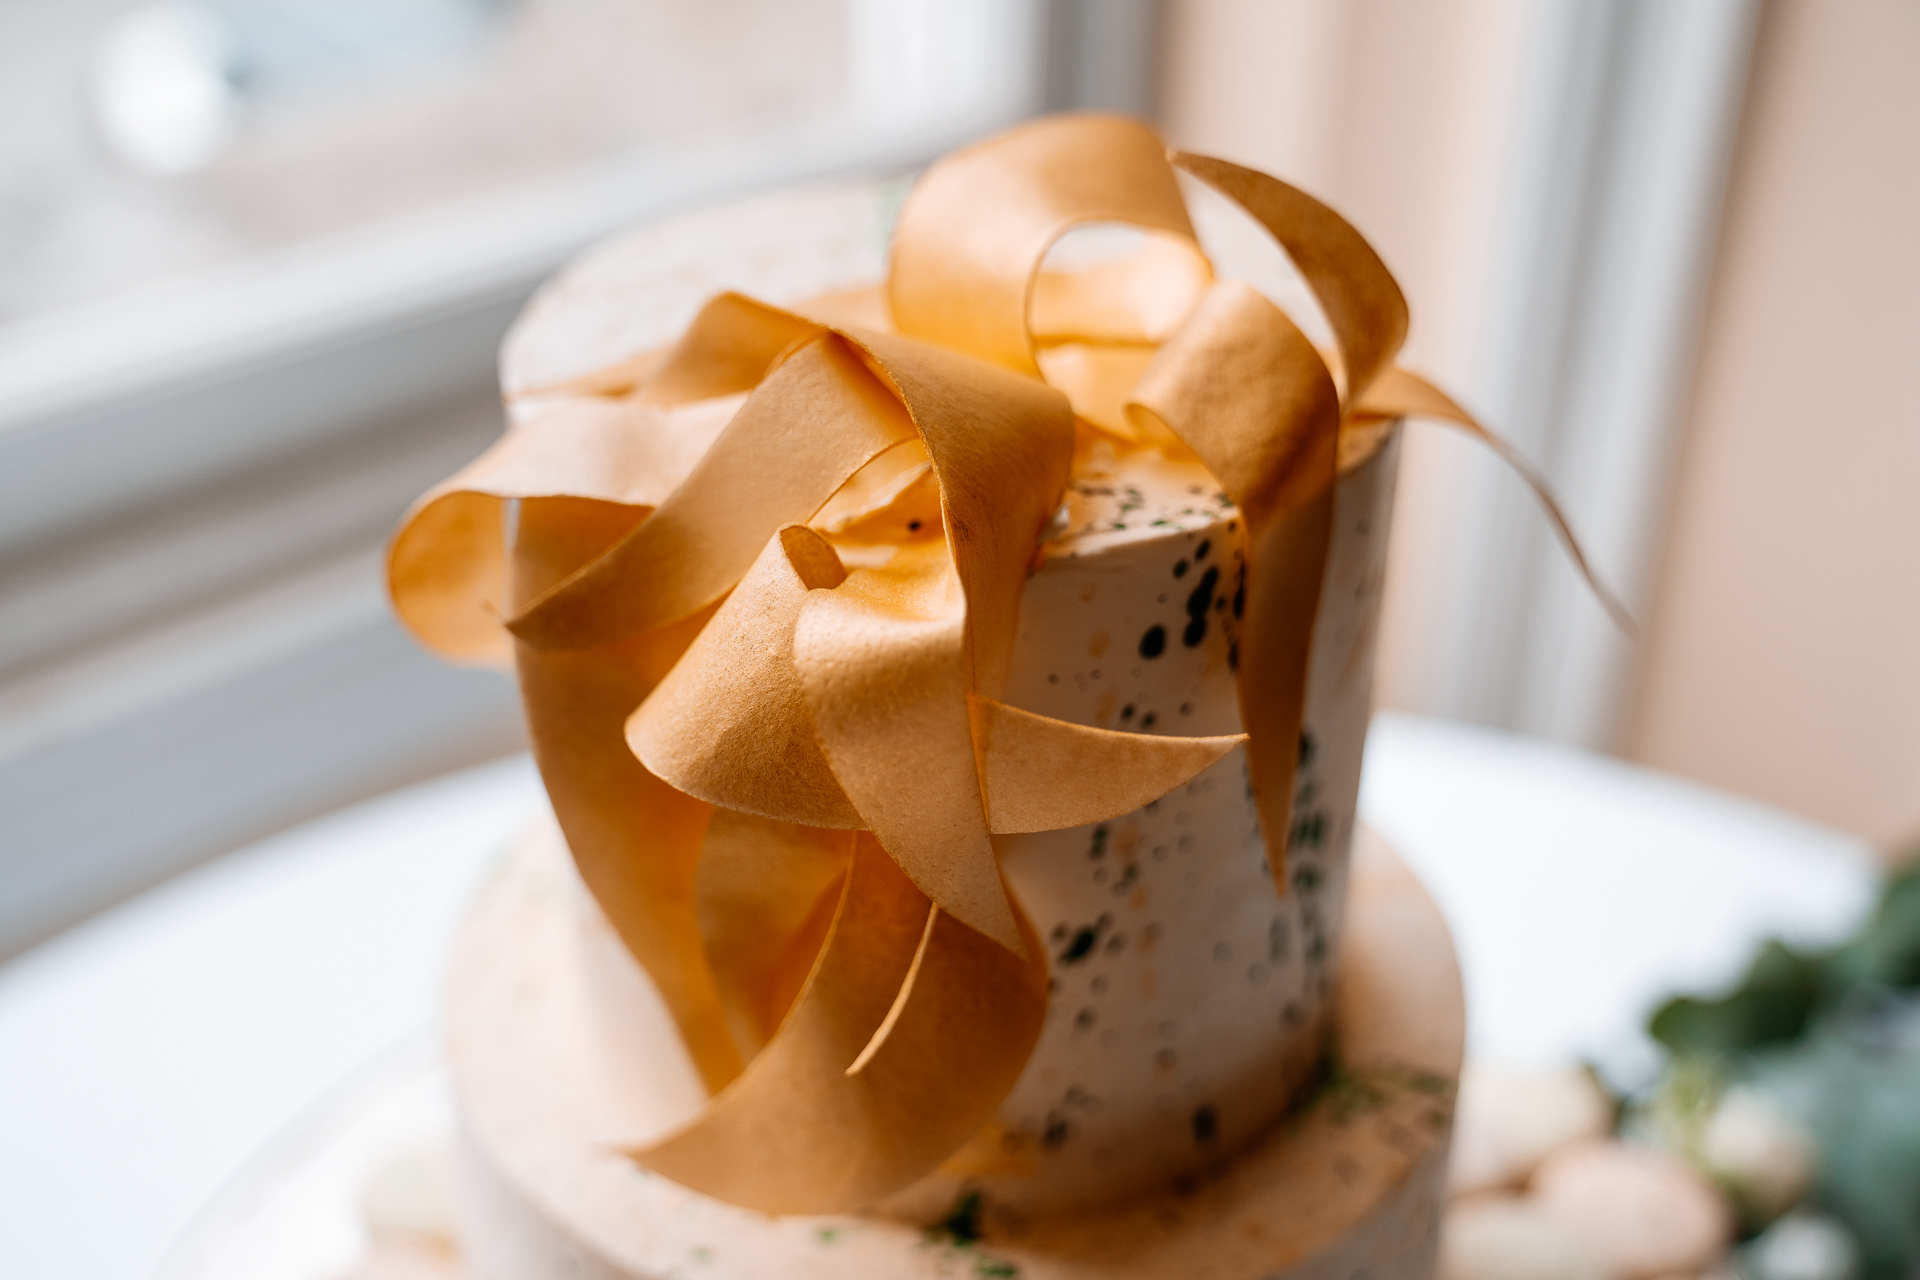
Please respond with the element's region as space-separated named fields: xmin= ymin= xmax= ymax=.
xmin=1627 ymin=0 xmax=1920 ymax=854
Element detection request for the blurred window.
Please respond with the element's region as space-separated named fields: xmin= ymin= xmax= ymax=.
xmin=4 ymin=0 xmax=1033 ymax=322
xmin=0 ymin=0 xmax=1159 ymax=957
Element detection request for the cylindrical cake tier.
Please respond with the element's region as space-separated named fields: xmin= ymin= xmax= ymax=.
xmin=451 ymin=824 xmax=1462 ymax=1280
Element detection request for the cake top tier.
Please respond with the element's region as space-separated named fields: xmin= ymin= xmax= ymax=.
xmin=387 ymin=113 xmax=1485 ymax=1216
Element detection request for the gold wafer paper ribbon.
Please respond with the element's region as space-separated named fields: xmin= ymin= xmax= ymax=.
xmin=388 ymin=113 xmax=1624 ymax=1214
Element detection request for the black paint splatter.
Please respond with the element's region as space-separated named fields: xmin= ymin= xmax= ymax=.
xmin=1182 ymin=565 xmax=1220 ymax=648
xmin=1139 ymin=625 xmax=1167 ymax=659
xmin=1056 ymin=913 xmax=1113 ymax=965
xmin=1186 ymin=565 xmax=1220 ymax=616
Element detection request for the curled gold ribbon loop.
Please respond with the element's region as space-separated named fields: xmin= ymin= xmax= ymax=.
xmin=1170 ymin=151 xmax=1409 ymax=408
xmin=635 ymin=835 xmax=1047 ymax=1214
xmin=388 ymin=112 xmax=1627 ymax=1212
xmin=888 ymin=113 xmax=1200 ymax=375
xmin=508 ymin=330 xmax=909 ymax=650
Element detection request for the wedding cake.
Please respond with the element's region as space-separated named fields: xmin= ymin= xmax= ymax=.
xmin=388 ymin=114 xmax=1483 ymax=1279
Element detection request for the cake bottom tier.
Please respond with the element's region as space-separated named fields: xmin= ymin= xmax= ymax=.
xmin=448 ymin=824 xmax=1464 ymax=1280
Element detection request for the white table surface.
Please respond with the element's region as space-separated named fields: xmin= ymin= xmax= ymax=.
xmin=0 ymin=714 xmax=1879 ymax=1280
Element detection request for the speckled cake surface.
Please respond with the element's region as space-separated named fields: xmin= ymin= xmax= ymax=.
xmin=451 ymin=821 xmax=1462 ymax=1280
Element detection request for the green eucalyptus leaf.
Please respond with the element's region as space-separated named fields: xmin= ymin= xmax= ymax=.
xmin=1650 ymin=941 xmax=1828 ymax=1053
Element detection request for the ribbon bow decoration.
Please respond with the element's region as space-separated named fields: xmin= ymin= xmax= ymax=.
xmin=388 ymin=114 xmax=1623 ymax=1215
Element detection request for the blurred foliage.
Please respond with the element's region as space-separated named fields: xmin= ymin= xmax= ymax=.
xmin=1648 ymin=863 xmax=1920 ymax=1279
xmin=1650 ymin=940 xmax=1827 ymax=1052
xmin=1651 ymin=869 xmax=1920 ymax=1056
xmin=1746 ymin=1003 xmax=1920 ymax=1278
